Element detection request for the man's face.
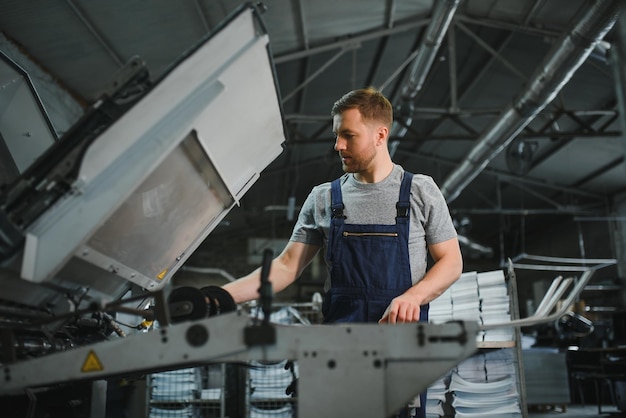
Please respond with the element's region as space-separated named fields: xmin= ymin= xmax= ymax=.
xmin=332 ymin=108 xmax=381 ymax=174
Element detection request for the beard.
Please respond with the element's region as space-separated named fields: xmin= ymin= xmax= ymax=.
xmin=340 ymin=147 xmax=376 ymax=174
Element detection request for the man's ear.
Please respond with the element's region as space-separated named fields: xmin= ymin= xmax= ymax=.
xmin=376 ymin=126 xmax=389 ymax=146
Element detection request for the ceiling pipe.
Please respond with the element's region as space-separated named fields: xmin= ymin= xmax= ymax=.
xmin=441 ymin=0 xmax=623 ymax=203
xmin=401 ymin=0 xmax=462 ymax=100
xmin=391 ymin=0 xmax=462 ymax=142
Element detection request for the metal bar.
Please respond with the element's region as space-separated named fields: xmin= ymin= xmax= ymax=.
xmin=281 ymin=47 xmax=351 ymax=103
xmin=447 ymin=115 xmax=479 ymax=135
xmin=454 ymin=14 xmax=559 ymax=38
xmin=534 ymin=277 xmax=572 ymax=318
xmin=448 ymin=23 xmax=458 ymax=112
xmin=531 ymin=275 xmax=565 ymax=318
xmin=193 ymin=0 xmax=211 ymax=32
xmin=385 ymin=0 xmax=397 ymax=28
xmin=295 ymin=0 xmax=310 ymax=50
xmin=179 ymin=266 xmax=237 ymax=282
xmin=455 ymin=21 xmax=528 ymax=81
xmin=574 ymin=216 xmax=626 ymax=221
xmin=64 ymin=0 xmax=124 ymax=67
xmin=563 ymin=110 xmax=599 ymax=133
xmin=516 ymin=253 xmax=617 ymax=264
xmin=506 ymin=258 xmax=529 ymax=418
xmin=379 ymin=49 xmax=420 ymax=92
xmin=571 ymin=156 xmax=624 ymax=188
xmin=274 ymin=18 xmax=430 ymax=63
xmin=506 ymin=181 xmax=565 ymax=209
xmin=451 ymin=208 xmax=599 ymax=215
xmin=511 ymin=263 xmax=603 ymax=272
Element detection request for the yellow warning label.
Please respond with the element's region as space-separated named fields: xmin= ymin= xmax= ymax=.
xmin=157 ymin=268 xmax=168 ymax=280
xmin=81 ymin=350 xmax=104 ymax=373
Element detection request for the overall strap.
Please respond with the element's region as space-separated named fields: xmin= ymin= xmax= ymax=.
xmin=396 ymin=172 xmax=413 ymax=218
xmin=330 ymin=178 xmax=345 ymax=219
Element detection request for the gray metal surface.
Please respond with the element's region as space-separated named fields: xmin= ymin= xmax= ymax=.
xmin=16 ymin=6 xmax=284 ymax=297
xmin=1 ymin=314 xmax=479 ymax=418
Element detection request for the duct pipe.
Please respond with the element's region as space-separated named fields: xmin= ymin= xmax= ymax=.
xmin=441 ymin=0 xmax=623 ymax=203
xmin=391 ymin=0 xmax=461 ymax=140
xmin=401 ymin=0 xmax=461 ymax=100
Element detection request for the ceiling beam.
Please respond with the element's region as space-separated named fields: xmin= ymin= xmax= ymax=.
xmin=455 ymin=21 xmax=528 ymax=81
xmin=193 ymin=0 xmax=211 ymax=32
xmin=274 ymin=18 xmax=430 ymax=63
xmin=64 ymin=0 xmax=124 ymax=67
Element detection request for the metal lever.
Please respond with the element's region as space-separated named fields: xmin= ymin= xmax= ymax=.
xmin=244 ymin=248 xmax=276 ymax=346
xmin=259 ymin=248 xmax=274 ymax=326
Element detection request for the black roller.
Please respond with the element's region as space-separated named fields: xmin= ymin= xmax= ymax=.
xmin=167 ymin=286 xmax=208 ymax=323
xmin=200 ymin=286 xmax=237 ymax=316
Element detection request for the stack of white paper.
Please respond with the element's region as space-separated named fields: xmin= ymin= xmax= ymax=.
xmin=426 ymin=400 xmax=445 ymax=418
xmin=426 ymin=374 xmax=450 ymax=418
xmin=431 ymin=271 xmax=499 ymax=343
xmin=477 ymin=270 xmax=514 ymax=343
xmin=429 ymin=286 xmax=454 ymax=323
xmin=430 ymin=269 xmax=514 ymax=343
xmin=426 ymin=270 xmax=521 ymax=417
xmin=249 ymin=360 xmax=294 ymax=400
xmin=451 ymin=272 xmax=481 ymax=324
xmin=449 ymin=371 xmax=521 ymax=417
xmin=149 ymin=405 xmax=199 ymax=418
xmin=455 ymin=353 xmax=486 ymax=381
xmin=484 ymin=348 xmax=517 ymax=382
xmin=150 ymin=368 xmax=201 ymax=402
xmin=200 ymin=388 xmax=221 ymax=400
xmin=424 ymin=351 xmax=521 ymax=417
xmin=250 ymin=403 xmax=294 ymax=418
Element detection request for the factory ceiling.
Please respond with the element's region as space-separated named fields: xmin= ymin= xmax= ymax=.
xmin=1 ymin=0 xmax=626 ymax=265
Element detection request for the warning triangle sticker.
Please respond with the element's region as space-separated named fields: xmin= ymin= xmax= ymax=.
xmin=81 ymin=350 xmax=104 ymax=373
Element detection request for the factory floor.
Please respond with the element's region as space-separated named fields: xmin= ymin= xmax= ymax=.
xmin=528 ymin=404 xmax=624 ymax=417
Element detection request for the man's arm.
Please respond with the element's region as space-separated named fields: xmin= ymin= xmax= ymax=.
xmin=379 ymin=237 xmax=462 ymax=323
xmin=222 ymin=241 xmax=321 ymax=304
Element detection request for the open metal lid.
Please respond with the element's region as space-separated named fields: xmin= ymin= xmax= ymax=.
xmin=0 ymin=4 xmax=286 ymax=304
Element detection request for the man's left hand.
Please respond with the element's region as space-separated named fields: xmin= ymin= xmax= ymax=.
xmin=378 ymin=294 xmax=421 ymax=323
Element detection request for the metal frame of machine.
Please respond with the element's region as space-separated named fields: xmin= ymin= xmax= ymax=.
xmin=1 ymin=310 xmax=479 ymax=418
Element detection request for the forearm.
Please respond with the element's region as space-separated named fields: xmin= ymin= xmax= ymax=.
xmin=405 ymin=255 xmax=462 ymax=306
xmin=222 ymin=241 xmax=320 ymax=304
xmin=222 ymin=259 xmax=297 ymax=304
xmin=222 ymin=269 xmax=264 ymax=304
xmin=379 ymin=254 xmax=462 ymax=324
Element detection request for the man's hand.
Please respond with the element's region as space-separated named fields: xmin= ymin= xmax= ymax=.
xmin=378 ymin=293 xmax=421 ymax=323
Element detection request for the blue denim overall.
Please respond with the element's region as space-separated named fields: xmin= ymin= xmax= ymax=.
xmin=322 ymin=171 xmax=428 ymax=418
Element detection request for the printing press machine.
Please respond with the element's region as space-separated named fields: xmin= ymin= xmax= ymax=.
xmin=0 ymin=4 xmax=479 ymax=417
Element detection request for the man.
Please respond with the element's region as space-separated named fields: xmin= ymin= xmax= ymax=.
xmin=222 ymin=87 xmax=462 ymax=418
xmin=223 ymin=87 xmax=462 ymax=324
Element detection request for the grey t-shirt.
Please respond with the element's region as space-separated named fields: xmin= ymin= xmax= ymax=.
xmin=290 ymin=164 xmax=457 ymax=286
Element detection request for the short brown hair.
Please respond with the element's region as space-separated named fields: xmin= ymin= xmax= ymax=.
xmin=331 ymin=87 xmax=393 ymax=128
